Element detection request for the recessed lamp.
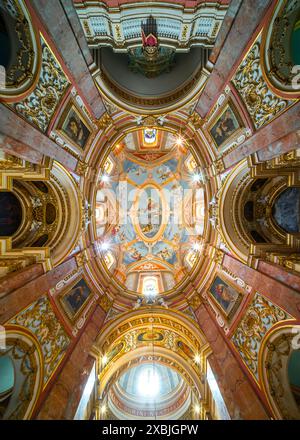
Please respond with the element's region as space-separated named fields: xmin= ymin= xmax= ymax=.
xmin=194 ymin=354 xmax=201 ymax=364
xmin=175 ymin=136 xmax=184 ymax=146
xmin=192 ymin=242 xmax=201 ymax=252
xmin=101 ymin=174 xmax=109 ymax=183
xmin=194 ymin=404 xmax=201 ymax=414
xmin=192 ymin=173 xmax=202 ymax=182
xmin=100 ymin=241 xmax=110 ymax=251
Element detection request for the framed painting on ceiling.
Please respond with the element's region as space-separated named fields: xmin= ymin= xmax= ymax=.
xmin=209 ymin=102 xmax=244 ymax=149
xmin=57 ymin=101 xmax=92 ymax=150
xmin=59 ymin=277 xmax=93 ymax=323
xmin=208 ymin=274 xmax=243 ymax=320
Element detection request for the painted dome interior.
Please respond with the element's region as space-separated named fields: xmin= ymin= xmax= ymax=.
xmin=107 ymin=363 xmax=191 ymax=420
xmin=95 ymin=128 xmax=206 ymax=294
xmin=118 ymin=363 xmax=182 ymax=398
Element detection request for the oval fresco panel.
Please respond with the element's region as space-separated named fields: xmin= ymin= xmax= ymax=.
xmin=137 ymin=331 xmax=164 ymax=342
xmin=137 ymin=186 xmax=164 ymax=240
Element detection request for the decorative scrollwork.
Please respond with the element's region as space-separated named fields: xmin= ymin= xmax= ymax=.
xmin=231 ymin=292 xmax=292 ymax=380
xmin=232 ymin=36 xmax=293 ymax=130
xmin=10 ymin=36 xmax=70 ymax=132
xmin=0 ymin=0 xmax=38 ymax=97
xmin=8 ymin=296 xmax=70 ymax=385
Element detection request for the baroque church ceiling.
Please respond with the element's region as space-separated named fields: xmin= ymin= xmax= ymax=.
xmin=0 ymin=0 xmax=300 ymax=423
xmin=95 ymin=128 xmax=206 ymax=294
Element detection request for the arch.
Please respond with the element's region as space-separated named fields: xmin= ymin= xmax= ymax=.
xmin=218 ymin=158 xmax=300 ymax=264
xmin=103 ymin=349 xmax=197 ymax=420
xmin=0 ymin=0 xmax=41 ymax=101
xmin=272 ymin=187 xmax=300 ymax=234
xmin=48 ymin=162 xmax=82 ymax=266
xmin=259 ymin=323 xmax=300 ymax=420
xmin=95 ymin=307 xmax=211 ymax=404
xmin=262 ymin=0 xmax=300 ymax=97
xmin=0 ymin=355 xmax=14 ymax=416
xmin=0 ymin=325 xmax=43 ymax=420
xmin=0 ymin=191 xmax=22 ymax=237
xmin=218 ymin=159 xmax=249 ymax=263
xmin=0 ymin=159 xmax=82 ymax=278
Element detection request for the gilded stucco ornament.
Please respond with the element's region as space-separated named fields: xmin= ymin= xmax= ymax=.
xmin=8 ymin=296 xmax=70 ymax=386
xmin=260 ymin=325 xmax=300 ymax=419
xmin=10 ymin=36 xmax=70 ymax=132
xmin=231 ymin=292 xmax=293 ymax=381
xmin=232 ymin=35 xmax=293 ymax=130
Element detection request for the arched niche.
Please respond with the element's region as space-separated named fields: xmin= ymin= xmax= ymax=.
xmin=13 ymin=161 xmax=82 ymax=266
xmin=288 ymin=350 xmax=300 ymax=409
xmin=262 ymin=0 xmax=300 ymax=97
xmin=272 ymin=187 xmax=300 ymax=234
xmin=0 ymin=0 xmax=41 ymax=101
xmin=218 ymin=159 xmax=300 ymax=264
xmin=0 ymin=191 xmax=22 ymax=237
xmin=0 ymin=326 xmax=43 ymax=420
xmin=47 ymin=161 xmax=82 ymax=266
xmin=218 ymin=159 xmax=250 ymax=263
xmin=259 ymin=324 xmax=300 ymax=420
xmin=102 ymin=351 xmax=196 ymax=420
xmin=94 ymin=308 xmax=211 ymax=404
xmin=0 ymin=356 xmax=14 ymax=416
xmin=0 ymin=160 xmax=82 ymax=275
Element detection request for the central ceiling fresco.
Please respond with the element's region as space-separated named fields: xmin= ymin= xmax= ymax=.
xmin=95 ymin=128 xmax=206 ymax=295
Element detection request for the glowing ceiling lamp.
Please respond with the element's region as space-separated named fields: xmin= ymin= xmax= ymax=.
xmin=194 ymin=403 xmax=201 ymax=415
xmin=192 ymin=173 xmax=202 ymax=183
xmin=175 ymin=135 xmax=184 ymax=147
xmin=194 ymin=354 xmax=201 ymax=364
xmin=192 ymin=242 xmax=201 ymax=252
xmin=101 ymin=174 xmax=109 ymax=183
xmin=101 ymin=354 xmax=108 ymax=366
xmin=138 ymin=366 xmax=160 ymax=398
xmin=100 ymin=241 xmax=110 ymax=251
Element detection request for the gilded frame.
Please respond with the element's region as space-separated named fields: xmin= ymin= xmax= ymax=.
xmin=58 ymin=276 xmax=94 ymax=324
xmin=56 ymin=100 xmax=93 ymax=151
xmin=207 ymin=273 xmax=243 ymax=321
xmin=208 ymin=100 xmax=245 ymax=150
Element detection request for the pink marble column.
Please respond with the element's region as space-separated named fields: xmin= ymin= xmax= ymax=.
xmin=0 ymin=133 xmax=44 ymax=164
xmin=223 ymin=254 xmax=300 ymax=318
xmin=35 ymin=305 xmax=106 ymax=420
xmin=223 ymin=103 xmax=300 ymax=168
xmin=208 ymin=0 xmax=242 ymax=65
xmin=0 ymin=264 xmax=44 ymax=300
xmin=0 ymin=105 xmax=78 ymax=171
xmin=195 ymin=0 xmax=273 ymax=118
xmin=30 ymin=0 xmax=105 ymax=120
xmin=195 ymin=303 xmax=270 ymax=420
xmin=0 ymin=258 xmax=77 ymax=324
xmin=257 ymin=260 xmax=300 ymax=293
xmin=256 ymin=130 xmax=300 ymax=162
